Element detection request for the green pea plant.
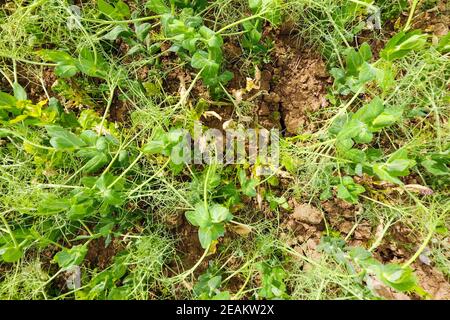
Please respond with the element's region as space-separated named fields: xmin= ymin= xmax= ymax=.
xmin=319 ymin=236 xmax=427 ymax=298
xmin=325 ymin=29 xmax=433 ymax=204
xmin=185 ymin=165 xmax=234 ymax=249
xmin=240 ymin=0 xmax=282 ymax=58
xmin=146 ymin=0 xmax=233 ymax=96
xmin=194 ymin=263 xmax=231 ymax=300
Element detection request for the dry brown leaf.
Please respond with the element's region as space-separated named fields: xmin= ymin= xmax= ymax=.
xmin=202 ymin=111 xmax=222 ymax=120
xmin=231 ymin=224 xmax=252 ymax=236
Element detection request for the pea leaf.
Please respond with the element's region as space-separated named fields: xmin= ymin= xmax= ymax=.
xmin=381 ymin=30 xmax=427 ymax=61
xmin=0 ymin=92 xmax=17 ymax=106
xmin=378 ymin=264 xmax=418 ymax=292
xmin=82 ymin=152 xmax=110 ymax=173
xmin=209 ymin=204 xmax=232 ymax=223
xmin=336 ymin=176 xmax=365 ymax=203
xmin=67 ymin=199 xmax=95 ymax=220
xmin=98 ymin=0 xmax=130 ymax=20
xmin=198 ymin=223 xmax=224 ymax=249
xmin=103 ymin=25 xmax=132 ymax=40
xmin=185 ymin=203 xmax=210 ymax=228
xmin=191 ymin=50 xmax=220 ymax=86
xmin=146 ymin=0 xmax=170 ymax=14
xmin=249 ymin=0 xmax=283 ymax=26
xmin=55 ymin=64 xmax=78 ymax=78
xmin=46 ymin=125 xmax=86 ymax=149
xmin=437 ymin=32 xmax=450 ymax=53
xmin=421 ymin=157 xmax=449 ymax=176
xmin=353 ymin=97 xmax=384 ymax=125
xmin=38 ymin=50 xmax=75 ymax=65
xmin=249 ymin=0 xmax=262 ymax=11
xmin=199 ymin=26 xmax=223 ymax=48
xmin=238 ymin=168 xmax=258 ymax=197
xmin=77 ymin=48 xmax=107 ymax=79
xmin=53 ymin=244 xmax=88 ymax=269
xmin=143 ymin=139 xmax=165 ymax=154
xmin=95 ymin=174 xmax=125 ymax=205
xmin=0 ymin=246 xmax=23 ymax=263
xmin=13 ymin=82 xmax=27 ymax=100
xmin=37 ymin=195 xmax=71 ymax=215
xmin=372 ymin=149 xmax=416 ymax=184
xmin=135 ymin=23 xmax=152 ymax=41
xmin=38 ymin=50 xmax=79 ymax=78
xmin=373 ymin=163 xmax=403 ymax=185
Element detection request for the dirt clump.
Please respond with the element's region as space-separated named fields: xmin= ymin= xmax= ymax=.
xmin=281 ymin=200 xmax=324 ymax=255
xmin=262 ymin=34 xmax=331 ymax=135
xmin=414 ymin=263 xmax=450 ymax=299
xmin=292 ymin=203 xmax=323 ymax=225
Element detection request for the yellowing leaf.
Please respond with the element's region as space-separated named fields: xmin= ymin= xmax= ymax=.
xmin=231 ymin=223 xmax=252 ymax=236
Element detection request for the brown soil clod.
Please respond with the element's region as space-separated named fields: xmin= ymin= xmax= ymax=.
xmin=414 ymin=263 xmax=450 ymax=300
xmin=260 ymin=34 xmax=331 ymax=136
xmin=292 ymin=203 xmax=323 ymax=225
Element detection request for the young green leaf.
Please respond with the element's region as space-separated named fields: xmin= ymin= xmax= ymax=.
xmin=209 ymin=204 xmax=232 ymax=224
xmin=38 ymin=50 xmax=79 ymax=78
xmin=103 ymin=25 xmax=132 ymax=40
xmin=0 ymin=246 xmax=23 ymax=263
xmin=336 ymin=176 xmax=365 ymax=203
xmin=0 ymin=92 xmax=17 ymax=107
xmin=55 ymin=64 xmax=78 ymax=78
xmin=53 ymin=244 xmax=88 ymax=269
xmin=185 ymin=203 xmax=210 ymax=228
xmin=146 ymin=0 xmax=170 ymax=14
xmin=198 ymin=223 xmax=224 ymax=249
xmin=77 ymin=47 xmax=107 ymax=79
xmin=377 ymin=264 xmax=418 ymax=292
xmin=37 ymin=195 xmax=71 ymax=215
xmin=437 ymin=32 xmax=450 ymax=53
xmin=98 ymin=0 xmax=130 ymax=20
xmin=381 ymin=30 xmax=427 ymax=61
xmin=67 ymin=199 xmax=95 ymax=220
xmin=13 ymin=82 xmax=27 ymax=101
xmin=46 ymin=125 xmax=86 ymax=149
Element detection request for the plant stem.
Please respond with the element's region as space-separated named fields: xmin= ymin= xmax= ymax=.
xmin=216 ymin=12 xmax=264 ymax=34
xmin=79 ymin=220 xmax=94 ymax=238
xmin=0 ymin=68 xmax=14 ymax=87
xmin=404 ymin=0 xmax=420 ymax=31
xmin=127 ymin=157 xmax=171 ymax=196
xmin=173 ymin=245 xmax=210 ymax=281
xmin=81 ymin=15 xmax=162 ymax=25
xmin=204 ymin=164 xmax=212 ymax=211
xmin=0 ymin=210 xmax=19 ymax=248
xmin=1 ymin=129 xmax=54 ymax=150
xmin=98 ymin=84 xmax=116 ymax=137
xmin=402 ymin=225 xmax=434 ymax=268
xmin=107 ymin=151 xmax=144 ymax=189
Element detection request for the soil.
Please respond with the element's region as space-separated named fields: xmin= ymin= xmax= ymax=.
xmin=85 ymin=237 xmax=122 ymax=270
xmin=411 ymin=2 xmax=450 ymax=37
xmin=280 ymin=201 xmax=324 ymax=256
xmin=260 ymin=33 xmax=331 ymax=135
xmin=414 ymin=263 xmax=450 ymax=299
xmin=197 ymin=31 xmax=331 ymax=136
xmin=2 ymin=7 xmax=447 ymax=299
xmin=171 ymin=217 xmax=206 ymax=272
xmin=321 ymin=198 xmax=373 ymax=244
xmin=110 ymin=91 xmax=131 ymax=123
